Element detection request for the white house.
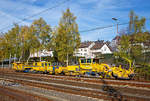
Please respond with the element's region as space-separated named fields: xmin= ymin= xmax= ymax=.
xmin=110 ymin=36 xmax=121 ymax=52
xmin=30 ymin=49 xmax=53 ymax=58
xmin=74 ymin=41 xmax=112 ymax=58
xmin=74 ymin=41 xmax=95 ymax=58
xmin=90 ymin=41 xmax=112 ymax=58
xmin=30 ymin=41 xmax=113 ymax=59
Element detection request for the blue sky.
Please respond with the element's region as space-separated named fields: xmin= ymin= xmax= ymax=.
xmin=0 ymin=0 xmax=150 ymax=41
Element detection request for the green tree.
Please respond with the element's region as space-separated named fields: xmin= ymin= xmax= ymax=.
xmin=129 ymin=11 xmax=146 ymax=33
xmin=52 ymin=8 xmax=81 ymax=65
xmin=0 ymin=23 xmax=41 ymax=61
xmin=0 ymin=18 xmax=52 ymax=62
xmin=32 ymin=17 xmax=52 ymax=50
xmin=0 ymin=24 xmax=21 ymax=60
xmin=115 ymin=11 xmax=148 ymax=65
xmin=114 ymin=11 xmax=150 ymax=80
xmin=134 ymin=16 xmax=146 ymax=33
xmin=19 ymin=25 xmax=40 ymax=61
xmin=0 ymin=35 xmax=7 ymax=60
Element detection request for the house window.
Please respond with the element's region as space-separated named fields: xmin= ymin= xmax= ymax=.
xmin=84 ymin=49 xmax=87 ymax=51
xmin=84 ymin=53 xmax=87 ymax=55
xmin=81 ymin=49 xmax=83 ymax=51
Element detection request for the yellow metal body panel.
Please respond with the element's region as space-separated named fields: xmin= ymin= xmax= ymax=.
xmin=12 ymin=61 xmax=52 ymax=73
xmin=112 ymin=66 xmax=129 ymax=79
xmin=79 ymin=58 xmax=92 ymax=74
xmin=55 ymin=66 xmax=64 ymax=74
xmin=112 ymin=57 xmax=134 ymax=79
xmin=32 ymin=61 xmax=52 ymax=72
xmin=79 ymin=58 xmax=111 ymax=77
xmin=12 ymin=62 xmax=24 ymax=71
xmin=63 ymin=65 xmax=80 ymax=76
xmin=96 ymin=63 xmax=112 ymax=78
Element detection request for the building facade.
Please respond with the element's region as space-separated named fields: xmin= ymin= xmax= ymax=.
xmin=74 ymin=42 xmax=95 ymax=58
xmin=74 ymin=41 xmax=112 ymax=58
xmin=30 ymin=49 xmax=53 ymax=58
xmin=30 ymin=41 xmax=113 ymax=59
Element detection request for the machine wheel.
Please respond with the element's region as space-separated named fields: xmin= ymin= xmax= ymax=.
xmin=60 ymin=71 xmax=65 ymax=75
xmin=43 ymin=70 xmax=48 ymax=74
xmin=128 ymin=74 xmax=135 ymax=80
xmin=112 ymin=72 xmax=118 ymax=79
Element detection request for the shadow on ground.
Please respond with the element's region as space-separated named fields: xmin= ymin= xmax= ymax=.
xmin=101 ymin=78 xmax=127 ymax=101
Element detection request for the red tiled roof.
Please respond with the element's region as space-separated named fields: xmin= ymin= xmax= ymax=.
xmin=91 ymin=41 xmax=104 ymax=50
xmin=113 ymin=35 xmax=121 ymax=41
xmin=107 ymin=44 xmax=113 ymax=52
xmin=90 ymin=41 xmax=113 ymax=52
xmin=79 ymin=41 xmax=92 ymax=48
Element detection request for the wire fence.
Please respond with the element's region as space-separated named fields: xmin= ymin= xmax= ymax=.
xmin=0 ymin=64 xmax=12 ymax=68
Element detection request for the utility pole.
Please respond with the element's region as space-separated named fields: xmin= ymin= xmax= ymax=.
xmin=2 ymin=59 xmax=3 ymax=68
xmin=9 ymin=53 xmax=11 ymax=68
xmin=67 ymin=52 xmax=68 ymax=66
xmin=14 ymin=54 xmax=16 ymax=63
xmin=112 ymin=18 xmax=118 ymax=34
xmin=40 ymin=56 xmax=41 ymax=61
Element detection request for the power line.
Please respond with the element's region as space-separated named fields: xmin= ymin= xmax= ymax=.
xmin=79 ymin=17 xmax=150 ymax=33
xmin=0 ymin=0 xmax=71 ymax=32
xmin=79 ymin=22 xmax=128 ymax=33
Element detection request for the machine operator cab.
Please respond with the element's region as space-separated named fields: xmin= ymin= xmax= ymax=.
xmin=79 ymin=58 xmax=111 ymax=77
xmin=79 ymin=58 xmax=93 ymax=75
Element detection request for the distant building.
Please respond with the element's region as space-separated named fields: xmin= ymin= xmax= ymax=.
xmin=91 ymin=41 xmax=112 ymax=58
xmin=30 ymin=49 xmax=53 ymax=58
xmin=110 ymin=35 xmax=150 ymax=53
xmin=30 ymin=40 xmax=115 ymax=59
xmin=110 ymin=35 xmax=121 ymax=52
xmin=74 ymin=40 xmax=113 ymax=58
xmin=74 ymin=41 xmax=95 ymax=58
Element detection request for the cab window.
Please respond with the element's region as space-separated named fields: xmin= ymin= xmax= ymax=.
xmin=93 ymin=59 xmax=95 ymax=63
xmin=49 ymin=63 xmax=51 ymax=66
xmin=45 ymin=63 xmax=47 ymax=66
xmin=42 ymin=63 xmax=44 ymax=67
xmin=81 ymin=59 xmax=86 ymax=63
xmin=93 ymin=59 xmax=99 ymax=64
xmin=35 ymin=63 xmax=37 ymax=66
xmin=87 ymin=59 xmax=91 ymax=63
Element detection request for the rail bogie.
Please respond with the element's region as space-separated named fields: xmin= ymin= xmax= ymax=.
xmin=63 ymin=65 xmax=80 ymax=76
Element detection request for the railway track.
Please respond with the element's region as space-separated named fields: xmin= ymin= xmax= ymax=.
xmin=0 ymin=71 xmax=150 ymax=101
xmin=0 ymin=68 xmax=149 ymax=83
xmin=1 ymin=70 xmax=150 ymax=89
xmin=0 ymin=85 xmax=52 ymax=101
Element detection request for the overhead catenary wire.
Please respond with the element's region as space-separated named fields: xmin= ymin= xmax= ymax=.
xmin=79 ymin=17 xmax=150 ymax=33
xmin=0 ymin=0 xmax=71 ymax=32
xmin=1 ymin=0 xmax=149 ymax=34
xmin=79 ymin=22 xmax=129 ymax=33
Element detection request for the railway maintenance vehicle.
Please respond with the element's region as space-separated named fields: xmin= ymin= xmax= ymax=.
xmin=12 ymin=58 xmax=134 ymax=80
